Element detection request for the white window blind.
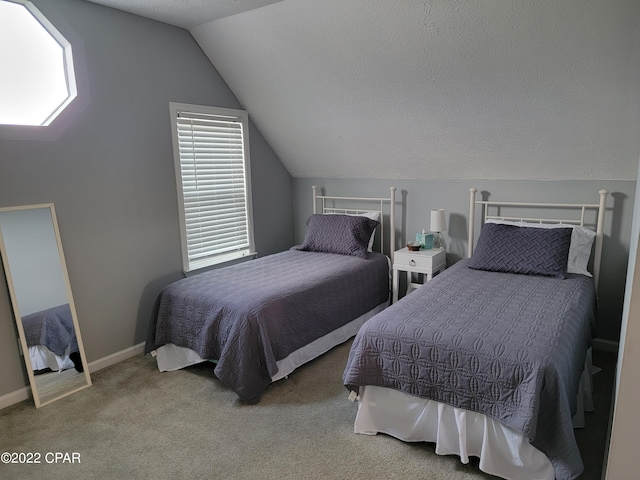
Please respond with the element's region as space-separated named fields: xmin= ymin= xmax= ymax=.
xmin=170 ymin=103 xmax=255 ymax=272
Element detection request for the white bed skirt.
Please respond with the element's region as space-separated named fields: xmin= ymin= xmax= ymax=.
xmin=152 ymin=300 xmax=389 ymax=382
xmin=28 ymin=345 xmax=74 ymax=372
xmin=352 ymin=348 xmax=596 ymax=480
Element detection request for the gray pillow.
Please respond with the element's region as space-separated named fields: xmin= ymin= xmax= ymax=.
xmin=294 ymin=214 xmax=379 ymax=258
xmin=468 ymin=223 xmax=572 ymax=278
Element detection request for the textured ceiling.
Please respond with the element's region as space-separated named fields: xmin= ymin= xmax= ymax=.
xmin=86 ymin=0 xmax=640 ymax=180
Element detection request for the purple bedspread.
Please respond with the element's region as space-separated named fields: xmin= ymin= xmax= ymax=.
xmin=343 ymin=259 xmax=596 ymax=480
xmin=22 ymin=304 xmax=77 ymax=357
xmin=146 ymin=250 xmax=390 ymax=404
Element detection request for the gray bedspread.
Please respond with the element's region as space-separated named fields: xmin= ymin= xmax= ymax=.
xmin=343 ymin=259 xmax=596 ymax=480
xmin=22 ymin=304 xmax=77 ymax=357
xmin=146 ymin=249 xmax=390 ymax=404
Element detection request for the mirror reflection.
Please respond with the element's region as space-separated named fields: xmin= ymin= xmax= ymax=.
xmin=0 ymin=205 xmax=91 ymax=407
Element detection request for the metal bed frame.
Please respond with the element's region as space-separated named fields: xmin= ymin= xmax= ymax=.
xmin=312 ymin=185 xmax=396 ymax=263
xmin=468 ymin=187 xmax=608 ymax=290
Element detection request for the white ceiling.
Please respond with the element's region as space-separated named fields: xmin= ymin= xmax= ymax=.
xmin=86 ymin=0 xmax=640 ymax=180
xmin=85 ymin=0 xmax=284 ymax=28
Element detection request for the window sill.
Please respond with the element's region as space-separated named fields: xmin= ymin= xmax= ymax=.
xmin=184 ymin=250 xmax=258 ymax=276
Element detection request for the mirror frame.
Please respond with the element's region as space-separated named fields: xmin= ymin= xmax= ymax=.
xmin=0 ymin=203 xmax=91 ymax=407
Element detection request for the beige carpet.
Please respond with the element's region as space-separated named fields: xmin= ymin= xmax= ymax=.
xmin=0 ymin=341 xmax=615 ymax=480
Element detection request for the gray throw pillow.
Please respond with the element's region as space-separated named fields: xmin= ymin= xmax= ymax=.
xmin=468 ymin=223 xmax=572 ymax=278
xmin=294 ymin=214 xmax=379 ymax=258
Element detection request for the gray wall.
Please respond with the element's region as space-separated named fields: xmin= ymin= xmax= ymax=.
xmin=0 ymin=0 xmax=293 ymax=397
xmin=293 ymin=178 xmax=636 ymax=342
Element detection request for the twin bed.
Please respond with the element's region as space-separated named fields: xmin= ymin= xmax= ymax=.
xmin=145 ymin=187 xmax=397 ymax=404
xmin=343 ymin=188 xmax=608 ymax=480
xmin=146 ymin=186 xmax=608 ymax=480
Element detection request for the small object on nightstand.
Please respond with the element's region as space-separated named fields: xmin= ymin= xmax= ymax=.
xmin=407 ymin=241 xmax=421 ymax=251
xmin=416 ymin=230 xmax=434 ymax=249
xmin=392 ymin=247 xmax=446 ymax=303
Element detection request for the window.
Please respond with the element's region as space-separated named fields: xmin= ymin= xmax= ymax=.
xmin=0 ymin=0 xmax=76 ymax=126
xmin=169 ymin=103 xmax=256 ymax=272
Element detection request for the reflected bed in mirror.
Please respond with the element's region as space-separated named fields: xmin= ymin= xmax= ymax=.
xmin=0 ymin=204 xmax=91 ymax=407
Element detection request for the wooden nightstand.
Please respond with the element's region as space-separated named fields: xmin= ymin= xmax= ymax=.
xmin=392 ymin=248 xmax=446 ymax=303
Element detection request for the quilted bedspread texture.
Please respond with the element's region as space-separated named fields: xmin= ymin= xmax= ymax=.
xmin=146 ymin=250 xmax=390 ymax=404
xmin=343 ymin=259 xmax=597 ymax=479
xmin=22 ymin=304 xmax=76 ymax=357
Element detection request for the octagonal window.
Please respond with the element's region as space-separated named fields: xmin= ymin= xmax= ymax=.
xmin=0 ymin=0 xmax=76 ymax=126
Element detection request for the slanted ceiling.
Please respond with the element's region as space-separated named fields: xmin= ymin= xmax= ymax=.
xmin=86 ymin=0 xmax=640 ymax=180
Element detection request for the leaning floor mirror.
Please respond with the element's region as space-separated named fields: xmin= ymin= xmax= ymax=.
xmin=0 ymin=204 xmax=91 ymax=408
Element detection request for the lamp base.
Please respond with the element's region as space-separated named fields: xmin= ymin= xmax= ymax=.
xmin=432 ymin=232 xmax=446 ymax=251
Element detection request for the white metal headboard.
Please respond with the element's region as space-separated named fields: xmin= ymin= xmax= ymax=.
xmin=468 ymin=188 xmax=608 ymax=290
xmin=312 ymin=185 xmax=396 ymax=263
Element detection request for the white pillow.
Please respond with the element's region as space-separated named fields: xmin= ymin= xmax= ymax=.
xmin=484 ymin=219 xmax=596 ymax=277
xmin=325 ymin=212 xmax=380 ymax=252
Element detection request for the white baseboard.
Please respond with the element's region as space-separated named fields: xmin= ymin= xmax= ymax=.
xmin=593 ymin=338 xmax=619 ymax=353
xmin=0 ymin=386 xmax=31 ymax=411
xmin=87 ymin=342 xmax=146 ymax=373
xmin=0 ymin=342 xmax=146 ymax=411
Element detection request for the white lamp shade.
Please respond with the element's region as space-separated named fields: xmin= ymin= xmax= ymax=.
xmin=430 ymin=209 xmax=447 ymax=232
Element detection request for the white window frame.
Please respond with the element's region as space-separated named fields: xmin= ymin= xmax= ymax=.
xmin=169 ymin=102 xmax=256 ymax=273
